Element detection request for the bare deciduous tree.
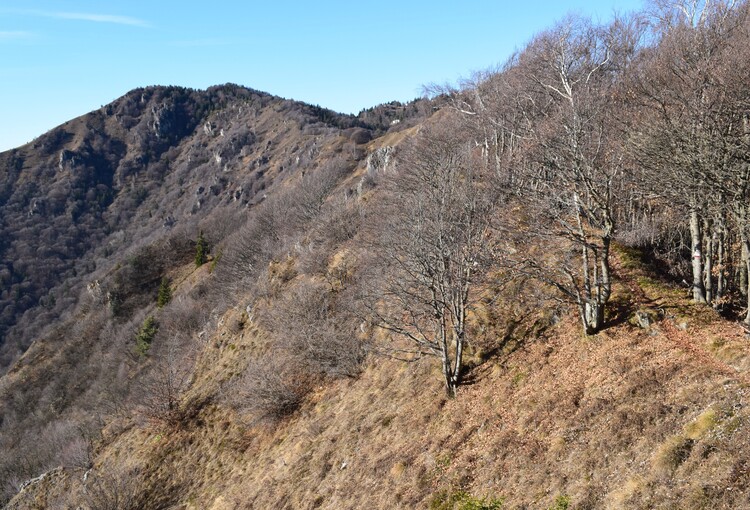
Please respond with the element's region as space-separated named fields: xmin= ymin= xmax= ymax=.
xmin=364 ymin=121 xmax=496 ymax=396
xmin=501 ymin=15 xmax=640 ymax=334
xmin=139 ymin=334 xmax=196 ymax=424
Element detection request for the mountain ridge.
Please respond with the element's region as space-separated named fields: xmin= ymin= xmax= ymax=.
xmin=0 ymin=83 xmax=428 ymax=371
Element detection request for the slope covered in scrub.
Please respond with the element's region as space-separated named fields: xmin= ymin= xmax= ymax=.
xmin=4 ymin=2 xmax=750 ymax=509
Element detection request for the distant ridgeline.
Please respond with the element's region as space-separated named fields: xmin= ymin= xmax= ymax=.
xmin=0 ymin=83 xmax=428 ymax=370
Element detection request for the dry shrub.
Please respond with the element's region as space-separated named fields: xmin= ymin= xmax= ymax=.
xmin=232 ymin=354 xmax=313 ymax=422
xmin=40 ymin=419 xmax=96 ymax=471
xmin=211 ymin=206 xmax=280 ymax=295
xmin=297 ymin=198 xmax=363 ymax=276
xmin=159 ymin=295 xmax=210 ymax=339
xmin=264 ymin=280 xmax=366 ymax=378
xmin=225 ymin=311 xmax=247 ymax=335
xmin=82 ymin=465 xmax=142 ymax=510
xmin=137 ymin=335 xmax=197 ymax=424
xmin=197 ymin=207 xmax=246 ymax=248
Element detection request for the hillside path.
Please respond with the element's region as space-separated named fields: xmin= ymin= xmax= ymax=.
xmin=617 ymin=268 xmax=750 ymax=386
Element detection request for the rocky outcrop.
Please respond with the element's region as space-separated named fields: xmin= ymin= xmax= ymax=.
xmin=365 ymin=145 xmax=394 ymax=177
xmin=358 ymin=145 xmax=395 ymax=196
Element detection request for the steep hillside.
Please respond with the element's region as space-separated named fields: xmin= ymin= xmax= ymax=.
xmin=0 ymin=84 xmax=425 ymax=370
xmin=0 ymin=84 xmax=429 ymax=502
xmin=3 ymin=114 xmax=750 ymax=508
xmin=6 ymin=240 xmax=750 ymax=509
xmin=4 ymin=3 xmax=750 ymax=509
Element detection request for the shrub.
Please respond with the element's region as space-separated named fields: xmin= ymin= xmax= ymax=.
xmin=232 ymin=354 xmax=313 ymax=422
xmin=297 ymin=198 xmax=362 ymax=276
xmin=430 ymin=490 xmax=504 ymax=510
xmin=548 ymin=494 xmax=571 ymax=510
xmin=263 ymin=280 xmax=365 ymax=378
xmin=159 ymin=295 xmax=210 ymax=340
xmin=195 ymin=230 xmax=208 ymax=267
xmin=82 ymin=465 xmax=142 ymax=510
xmin=139 ymin=335 xmax=196 ymax=424
xmin=654 ymin=435 xmax=694 ymax=473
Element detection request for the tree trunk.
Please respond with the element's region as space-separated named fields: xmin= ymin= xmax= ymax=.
xmin=716 ymin=219 xmax=726 ymax=307
xmin=450 ymin=330 xmax=464 ymax=398
xmin=600 ymin=232 xmax=613 ymax=305
xmin=438 ymin=317 xmax=454 ymax=397
xmin=583 ymin=301 xmax=604 ymax=335
xmin=741 ymin=238 xmax=748 ymax=299
xmin=742 ymin=233 xmax=750 ymax=325
xmin=704 ymin=217 xmax=713 ymax=305
xmin=441 ymin=348 xmax=455 ymax=397
xmin=690 ymin=206 xmax=707 ymax=303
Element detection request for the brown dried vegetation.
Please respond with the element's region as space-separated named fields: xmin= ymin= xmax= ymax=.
xmin=5 ymin=2 xmax=750 ymax=509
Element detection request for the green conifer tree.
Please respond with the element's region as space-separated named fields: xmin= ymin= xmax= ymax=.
xmin=157 ymin=276 xmax=172 ymax=308
xmin=136 ymin=316 xmax=158 ymax=356
xmin=195 ymin=230 xmax=208 ymax=267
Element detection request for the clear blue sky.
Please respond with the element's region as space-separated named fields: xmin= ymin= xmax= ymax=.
xmin=0 ymin=0 xmax=643 ymax=152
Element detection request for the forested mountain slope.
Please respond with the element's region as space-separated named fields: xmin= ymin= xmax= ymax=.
xmin=0 ymin=84 xmax=427 ymax=503
xmin=0 ymin=84 xmax=424 ymax=370
xmin=3 ymin=1 xmax=750 ymax=509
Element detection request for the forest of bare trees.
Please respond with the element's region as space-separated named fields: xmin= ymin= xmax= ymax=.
xmin=367 ymin=0 xmax=750 ymax=394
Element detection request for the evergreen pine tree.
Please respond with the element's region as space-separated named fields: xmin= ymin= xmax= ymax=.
xmin=136 ymin=316 xmax=158 ymax=356
xmin=195 ymin=230 xmax=208 ymax=267
xmin=157 ymin=276 xmax=172 ymax=308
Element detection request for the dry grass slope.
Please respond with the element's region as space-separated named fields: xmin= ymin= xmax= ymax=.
xmin=9 ymin=244 xmax=749 ymax=510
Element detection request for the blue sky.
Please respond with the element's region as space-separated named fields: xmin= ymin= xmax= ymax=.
xmin=0 ymin=0 xmax=643 ymax=152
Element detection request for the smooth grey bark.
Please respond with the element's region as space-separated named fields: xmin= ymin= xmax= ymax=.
xmin=742 ymin=230 xmax=750 ymax=325
xmin=716 ymin=225 xmax=725 ymax=305
xmin=740 ymin=240 xmax=748 ymax=299
xmin=571 ymin=192 xmax=613 ymax=335
xmin=690 ymin=205 xmax=707 ymax=303
xmin=704 ymin=217 xmax=714 ymax=304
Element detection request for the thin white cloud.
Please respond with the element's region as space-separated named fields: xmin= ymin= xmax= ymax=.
xmin=0 ymin=30 xmax=34 ymax=40
xmin=51 ymin=12 xmax=151 ymax=28
xmin=8 ymin=9 xmax=151 ymax=28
